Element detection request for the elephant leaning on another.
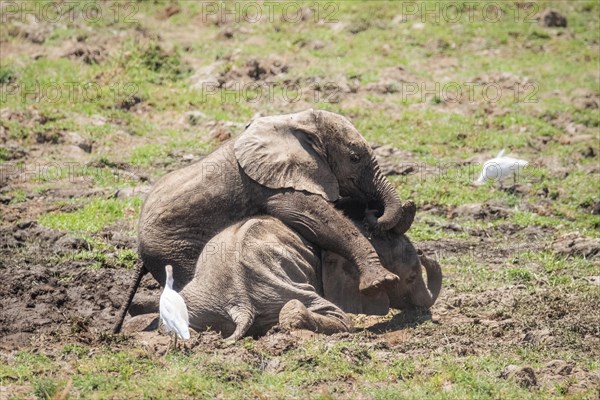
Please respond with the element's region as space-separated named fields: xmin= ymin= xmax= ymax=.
xmin=179 ymin=203 xmax=442 ymax=341
xmin=138 ymin=109 xmax=410 ymax=297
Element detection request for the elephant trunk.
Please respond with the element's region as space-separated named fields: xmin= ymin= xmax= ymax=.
xmin=409 ymin=250 xmax=442 ymax=308
xmin=369 ymin=158 xmax=403 ymax=231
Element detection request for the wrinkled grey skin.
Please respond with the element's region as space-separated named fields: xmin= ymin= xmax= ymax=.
xmin=179 ymin=206 xmax=442 ymax=341
xmin=139 ymin=109 xmax=407 ymax=295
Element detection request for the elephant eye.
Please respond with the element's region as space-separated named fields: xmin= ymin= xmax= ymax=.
xmin=350 ymin=152 xmax=361 ymax=164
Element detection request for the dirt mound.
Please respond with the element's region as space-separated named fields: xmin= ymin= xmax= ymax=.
xmin=0 ymin=107 xmax=47 ymax=129
xmin=364 ymin=66 xmax=419 ymax=95
xmin=6 ymin=21 xmax=53 ymax=44
xmin=63 ymin=45 xmax=106 ymax=65
xmin=552 ymin=232 xmax=600 ymax=259
xmin=450 ymin=201 xmax=513 ymax=220
xmin=245 ymin=57 xmax=289 ymax=81
xmin=372 ymin=145 xmax=418 ymax=176
xmin=538 ymin=9 xmax=568 ymax=28
xmin=500 ymin=365 xmax=537 ymax=388
xmin=571 ymin=88 xmax=600 ymax=110
xmin=190 ymin=56 xmax=290 ymax=90
xmin=0 ymin=144 xmax=28 ymax=161
xmin=472 ymin=71 xmax=534 ymax=92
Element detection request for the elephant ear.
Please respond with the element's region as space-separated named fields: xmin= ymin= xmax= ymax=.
xmin=234 ymin=109 xmax=339 ymax=201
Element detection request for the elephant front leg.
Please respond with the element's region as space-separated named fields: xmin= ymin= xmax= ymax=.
xmin=279 ymin=299 xmax=352 ymax=334
xmin=266 ymin=192 xmax=398 ymax=295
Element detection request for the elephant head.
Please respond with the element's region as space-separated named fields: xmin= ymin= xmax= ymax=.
xmin=372 ymin=229 xmax=442 ymax=310
xmin=322 ymin=204 xmax=442 ymax=314
xmin=234 ymin=109 xmax=403 ymax=230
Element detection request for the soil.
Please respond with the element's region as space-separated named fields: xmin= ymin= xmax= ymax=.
xmin=1 ymin=9 xmax=599 ymax=396
xmin=1 ymin=137 xmax=599 ymax=396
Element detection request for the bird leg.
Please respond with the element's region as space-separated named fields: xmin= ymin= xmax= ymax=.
xmin=165 ymin=332 xmax=175 ymax=353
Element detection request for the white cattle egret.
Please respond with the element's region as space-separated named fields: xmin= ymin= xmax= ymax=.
xmin=474 ymin=149 xmax=528 ymax=186
xmin=159 ymin=265 xmax=190 ymax=349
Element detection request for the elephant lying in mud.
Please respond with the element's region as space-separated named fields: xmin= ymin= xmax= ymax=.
xmin=138 ymin=109 xmax=411 ymax=297
xmin=178 ymin=204 xmax=442 ymax=341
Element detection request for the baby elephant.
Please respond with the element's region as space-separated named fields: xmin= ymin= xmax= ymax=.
xmin=139 ymin=109 xmax=409 ymax=296
xmin=179 ymin=206 xmax=442 ymax=341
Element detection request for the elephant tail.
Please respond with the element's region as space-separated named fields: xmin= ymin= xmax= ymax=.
xmin=112 ymin=263 xmax=148 ymax=334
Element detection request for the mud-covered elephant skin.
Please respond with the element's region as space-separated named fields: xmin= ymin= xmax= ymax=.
xmin=179 ymin=206 xmax=442 ymax=341
xmin=138 ymin=109 xmax=408 ymax=295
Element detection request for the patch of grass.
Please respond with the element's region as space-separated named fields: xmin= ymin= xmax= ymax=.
xmin=519 ymin=251 xmax=596 ymax=276
xmin=409 ymin=215 xmax=469 ymax=241
xmin=140 ymin=43 xmax=189 ymax=81
xmin=512 ymin=211 xmax=561 ymax=228
xmin=0 ymin=352 xmax=53 ymax=382
xmin=118 ymin=39 xmax=191 ymax=86
xmin=61 ymin=343 xmax=89 ymax=358
xmin=8 ymin=190 xmax=27 ymax=204
xmin=129 ymin=143 xmax=167 ymax=167
xmin=32 ymin=377 xmax=57 ymax=400
xmin=116 ymin=248 xmax=139 ymax=269
xmin=0 ymin=65 xmax=16 ymax=84
xmin=506 ymin=267 xmax=533 ymax=283
xmin=5 ymin=344 xmax=596 ymax=399
xmin=48 ymin=234 xmax=138 ymax=270
xmin=129 ymin=131 xmax=216 ymax=167
xmin=0 ymin=147 xmax=10 ymax=162
xmin=38 ymin=197 xmax=141 ymax=234
xmin=441 ymin=254 xmax=497 ymax=292
xmin=0 ymin=118 xmax=30 ymax=140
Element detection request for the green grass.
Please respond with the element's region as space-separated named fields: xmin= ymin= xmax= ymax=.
xmin=0 ymin=65 xmax=16 ymax=84
xmin=53 ymin=243 xmax=138 ymax=270
xmin=1 ymin=0 xmax=599 ymax=398
xmin=38 ymin=197 xmax=141 ymax=234
xmin=2 ymin=342 xmax=581 ymax=400
xmin=3 ymin=340 xmax=597 ymax=399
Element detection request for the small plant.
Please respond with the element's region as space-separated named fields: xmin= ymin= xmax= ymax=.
xmin=32 ymin=377 xmax=57 ymax=399
xmin=506 ymin=268 xmax=532 ymax=283
xmin=9 ymin=190 xmax=27 ymax=204
xmin=431 ymin=95 xmax=443 ymax=105
xmin=62 ymin=343 xmax=88 ymax=358
xmin=0 ymin=66 xmax=16 ymax=84
xmin=116 ymin=248 xmax=139 ymax=269
xmin=0 ymin=147 xmax=9 ymax=162
xmin=139 ymin=43 xmax=190 ymax=82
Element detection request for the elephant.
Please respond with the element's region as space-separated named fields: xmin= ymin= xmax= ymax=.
xmin=137 ymin=109 xmax=409 ymax=295
xmin=178 ymin=201 xmax=442 ymax=341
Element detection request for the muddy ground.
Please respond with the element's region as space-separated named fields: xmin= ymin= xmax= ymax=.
xmin=1 ymin=142 xmax=599 ymax=396
xmin=1 ymin=1 xmax=599 ymax=398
